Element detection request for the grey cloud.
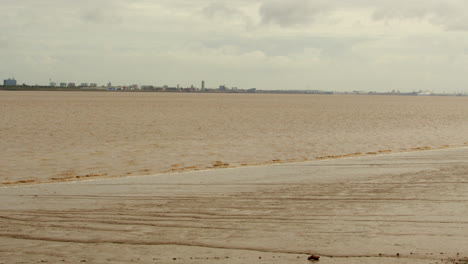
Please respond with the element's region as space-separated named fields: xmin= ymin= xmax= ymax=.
xmin=77 ymin=0 xmax=126 ymax=24
xmin=370 ymin=1 xmax=458 ymax=20
xmin=360 ymin=0 xmax=468 ymax=31
xmin=201 ymin=34 xmax=368 ymax=58
xmin=201 ymin=2 xmax=254 ymax=29
xmin=372 ymin=7 xmax=431 ymax=20
xmin=259 ymin=0 xmax=332 ymax=27
xmin=81 ymin=8 xmax=123 ymax=24
xmin=0 ymin=37 xmax=8 ymax=49
xmin=258 ymin=0 xmax=468 ymax=31
xmin=442 ymin=19 xmax=468 ymax=31
xmin=2 ymin=0 xmax=125 ymax=27
xmin=202 ymin=2 xmax=241 ymax=18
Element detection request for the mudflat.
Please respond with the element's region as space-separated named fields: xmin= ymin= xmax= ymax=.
xmin=1 ymin=91 xmax=468 ymax=184
xmin=1 ymin=147 xmax=467 ymax=264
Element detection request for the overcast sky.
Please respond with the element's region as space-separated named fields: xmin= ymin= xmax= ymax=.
xmin=2 ymin=0 xmax=468 ymax=92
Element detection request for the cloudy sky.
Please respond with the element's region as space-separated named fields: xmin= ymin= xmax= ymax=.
xmin=2 ymin=0 xmax=468 ymax=92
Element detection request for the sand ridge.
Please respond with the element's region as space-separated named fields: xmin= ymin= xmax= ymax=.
xmin=1 ymin=142 xmax=467 ymax=187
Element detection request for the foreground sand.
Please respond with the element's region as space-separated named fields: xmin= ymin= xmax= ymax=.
xmin=2 ymin=91 xmax=468 ymax=185
xmin=1 ymin=147 xmax=467 ymax=264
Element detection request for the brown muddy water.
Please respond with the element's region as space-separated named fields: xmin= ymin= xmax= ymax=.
xmin=1 ymin=91 xmax=468 ymax=184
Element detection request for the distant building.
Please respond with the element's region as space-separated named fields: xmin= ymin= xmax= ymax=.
xmin=68 ymin=82 xmax=76 ymax=87
xmin=80 ymin=83 xmax=89 ymax=87
xmin=141 ymin=85 xmax=155 ymax=90
xmin=247 ymin=88 xmax=256 ymax=93
xmin=183 ymin=87 xmax=196 ymax=92
xmin=219 ymin=85 xmax=227 ymax=91
xmin=60 ymin=82 xmax=67 ymax=87
xmin=201 ymin=80 xmax=205 ymax=91
xmin=163 ymin=85 xmax=180 ymax=92
xmin=3 ymin=78 xmax=17 ymax=86
xmin=417 ymin=90 xmax=432 ymax=96
xmin=89 ymin=83 xmax=97 ymax=87
xmin=49 ymin=82 xmax=56 ymax=87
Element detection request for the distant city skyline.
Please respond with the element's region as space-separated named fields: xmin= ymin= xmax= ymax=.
xmin=4 ymin=77 xmax=466 ymax=97
xmin=1 ymin=76 xmax=466 ymax=95
xmin=3 ymin=1 xmax=468 ymax=93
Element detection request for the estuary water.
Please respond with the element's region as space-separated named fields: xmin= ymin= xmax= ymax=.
xmin=1 ymin=91 xmax=468 ymax=184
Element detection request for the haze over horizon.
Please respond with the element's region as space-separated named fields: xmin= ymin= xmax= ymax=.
xmin=2 ymin=0 xmax=468 ymax=93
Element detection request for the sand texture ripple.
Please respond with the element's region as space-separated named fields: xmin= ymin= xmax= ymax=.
xmin=0 ymin=148 xmax=467 ymax=263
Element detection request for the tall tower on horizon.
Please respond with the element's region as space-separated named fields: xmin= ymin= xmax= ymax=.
xmin=201 ymin=80 xmax=205 ymax=91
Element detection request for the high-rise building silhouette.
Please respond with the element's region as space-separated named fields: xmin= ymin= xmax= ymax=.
xmin=3 ymin=78 xmax=16 ymax=86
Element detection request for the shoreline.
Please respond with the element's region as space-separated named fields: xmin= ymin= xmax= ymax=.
xmin=1 ymin=88 xmax=467 ymax=97
xmin=2 ymin=142 xmax=467 ymax=187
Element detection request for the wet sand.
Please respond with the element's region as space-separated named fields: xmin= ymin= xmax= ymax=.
xmin=1 ymin=147 xmax=468 ymax=264
xmin=2 ymin=91 xmax=468 ymax=185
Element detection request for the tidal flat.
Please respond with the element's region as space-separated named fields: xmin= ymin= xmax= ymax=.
xmin=1 ymin=147 xmax=467 ymax=264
